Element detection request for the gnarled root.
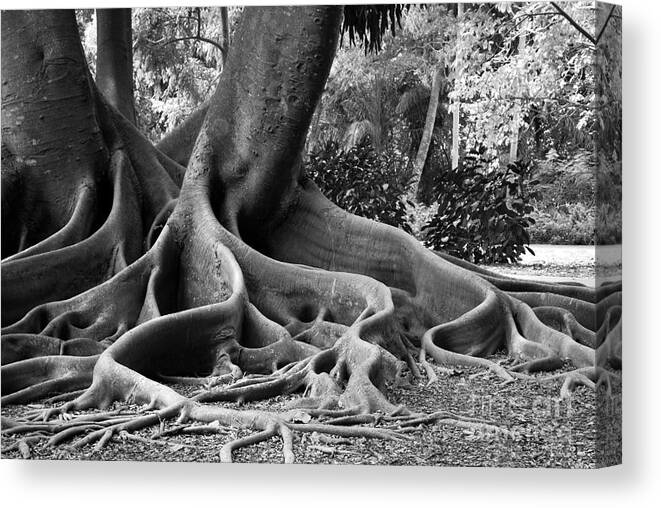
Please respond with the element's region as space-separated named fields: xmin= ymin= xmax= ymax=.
xmin=1 ymin=85 xmax=619 ymax=465
xmin=3 ymin=136 xmax=460 ymax=461
xmin=536 ymin=366 xmax=617 ymax=399
xmin=264 ymin=181 xmax=621 ymax=392
xmin=3 ymin=350 xmax=409 ymax=463
xmin=2 ymin=7 xmax=621 ymax=464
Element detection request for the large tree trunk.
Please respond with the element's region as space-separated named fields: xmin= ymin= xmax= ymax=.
xmin=1 ymin=7 xmax=620 ymax=463
xmin=96 ymin=8 xmax=136 ymax=123
xmin=202 ymin=6 xmax=341 ymax=238
xmin=1 ymin=9 xmax=179 ymax=324
xmin=2 ymin=10 xmax=106 ymax=249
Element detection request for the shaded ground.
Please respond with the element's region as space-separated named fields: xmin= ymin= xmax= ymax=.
xmin=1 ymin=244 xmax=621 ymax=467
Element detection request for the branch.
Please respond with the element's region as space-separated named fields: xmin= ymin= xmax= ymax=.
xmin=595 ymin=5 xmax=617 ymax=45
xmin=489 ymin=95 xmax=619 ymax=111
xmin=550 ymin=2 xmax=595 ymax=44
xmin=159 ymin=36 xmax=226 ymax=57
xmin=549 ymin=2 xmax=616 ymax=45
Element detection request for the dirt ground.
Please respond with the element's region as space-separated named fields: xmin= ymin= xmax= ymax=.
xmin=0 ymin=357 xmax=622 ymax=467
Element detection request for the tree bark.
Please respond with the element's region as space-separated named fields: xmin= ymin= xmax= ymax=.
xmin=509 ymin=30 xmax=526 ymax=163
xmin=1 ymin=10 xmax=107 ymax=253
xmin=412 ymin=66 xmax=443 ymax=197
xmin=156 ymin=99 xmax=210 ymax=167
xmin=0 ymin=6 xmax=621 ymax=463
xmin=96 ymin=8 xmax=136 ymax=124
xmin=451 ymin=3 xmax=464 ymax=170
xmin=203 ymin=6 xmax=342 ymax=236
xmin=220 ymin=6 xmax=230 ymax=67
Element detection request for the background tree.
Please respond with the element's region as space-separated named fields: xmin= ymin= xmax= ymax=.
xmin=2 ymin=5 xmax=620 ymax=462
xmin=96 ymin=9 xmax=136 ymax=123
xmin=308 ymin=2 xmax=621 ymax=247
xmin=78 ymin=7 xmax=238 ymax=140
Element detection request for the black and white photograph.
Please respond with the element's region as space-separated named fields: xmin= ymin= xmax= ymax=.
xmin=1 ymin=0 xmax=623 ymax=474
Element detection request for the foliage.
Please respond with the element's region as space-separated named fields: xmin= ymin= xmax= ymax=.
xmin=311 ymin=4 xmax=454 ymax=154
xmin=528 ymin=153 xmax=621 ymax=245
xmin=528 ymin=203 xmax=594 ymax=245
xmin=521 ymin=203 xmax=620 ymax=247
xmin=450 ymin=2 xmax=621 ymax=162
xmin=406 ymin=201 xmax=439 ymax=240
xmin=533 ymin=148 xmax=595 ymax=207
xmin=75 ymin=4 xmax=622 ymax=249
xmin=306 ymin=140 xmax=413 ymax=233
xmin=309 ymin=47 xmax=402 ymax=154
xmin=595 ymin=203 xmax=621 ymax=245
xmin=341 ymin=4 xmax=409 ymax=53
xmin=423 ymin=156 xmax=536 ymax=264
xmin=596 ymin=158 xmax=622 ymax=210
xmin=132 ymin=7 xmax=236 ymax=140
xmin=78 ymin=7 xmax=238 ymax=141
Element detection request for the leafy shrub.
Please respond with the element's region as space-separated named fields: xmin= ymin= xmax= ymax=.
xmin=528 ymin=203 xmax=595 ymax=245
xmin=533 ymin=149 xmax=596 ymax=207
xmin=596 ymin=158 xmax=621 ymax=245
xmin=596 ymin=204 xmax=621 ymax=245
xmin=597 ymin=159 xmax=622 ymax=208
xmin=406 ymin=202 xmax=439 ymax=240
xmin=528 ymin=153 xmax=621 ymax=245
xmin=306 ymin=140 xmax=413 ymax=233
xmin=422 ymin=155 xmax=536 ymax=264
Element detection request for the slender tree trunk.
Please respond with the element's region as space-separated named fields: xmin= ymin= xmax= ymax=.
xmin=509 ymin=30 xmax=526 ymax=163
xmin=305 ymin=104 xmax=323 ymax=154
xmin=411 ymin=65 xmax=443 ymax=197
xmin=371 ymin=73 xmax=384 ymax=153
xmin=96 ymin=8 xmax=136 ymax=124
xmin=220 ymin=6 xmax=230 ymax=68
xmin=451 ymin=2 xmax=464 ymax=170
xmin=508 ymin=116 xmax=520 ymax=162
xmin=450 ymin=101 xmax=460 ymax=169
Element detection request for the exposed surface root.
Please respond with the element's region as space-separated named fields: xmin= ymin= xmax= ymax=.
xmin=2 ymin=383 xmax=410 ymax=463
xmin=1 ymin=173 xmax=621 ymax=460
xmin=537 ymin=367 xmax=618 ymax=399
xmin=1 ymin=173 xmax=621 ymax=459
xmin=265 ymin=181 xmax=620 ymax=389
xmin=422 ymin=330 xmax=514 ymax=383
xmin=509 ymin=356 xmax=564 ymax=374
xmin=1 ymin=7 xmax=620 ymax=464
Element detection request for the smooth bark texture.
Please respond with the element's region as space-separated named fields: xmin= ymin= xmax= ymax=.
xmin=96 ymin=9 xmax=136 ymax=123
xmin=1 ymin=7 xmax=621 ymax=463
xmin=509 ymin=30 xmax=526 ymax=163
xmin=412 ymin=66 xmax=443 ymax=197
xmin=220 ymin=6 xmax=230 ymax=67
xmin=203 ymin=6 xmax=342 ymax=236
xmin=450 ymin=3 xmax=464 ymax=169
